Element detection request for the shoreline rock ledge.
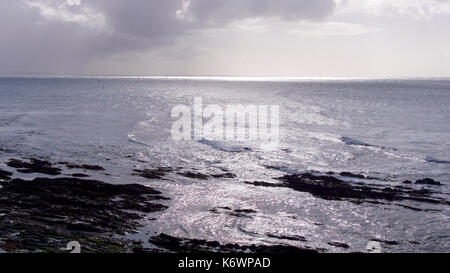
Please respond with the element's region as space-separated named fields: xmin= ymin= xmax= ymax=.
xmin=0 ymin=176 xmax=169 ymax=253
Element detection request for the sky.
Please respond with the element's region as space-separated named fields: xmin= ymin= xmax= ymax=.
xmin=0 ymin=0 xmax=449 ymax=77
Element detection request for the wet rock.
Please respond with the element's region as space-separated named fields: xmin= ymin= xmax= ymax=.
xmin=244 ymin=181 xmax=283 ymax=187
xmin=277 ymin=173 xmax=395 ymax=202
xmin=206 ymin=241 xmax=221 ymax=247
xmin=263 ymin=165 xmax=295 ymax=173
xmin=229 ymin=209 xmax=256 ymax=218
xmin=210 ymin=206 xmax=232 ymax=213
xmin=266 ymin=173 xmax=450 ymax=206
xmin=394 ymin=203 xmax=436 ymax=212
xmin=327 ymin=242 xmax=350 ymax=248
xmin=177 ymin=171 xmax=209 ymax=180
xmin=0 ymin=177 xmax=169 ymax=252
xmin=415 ymin=178 xmax=441 ymax=186
xmin=149 ymin=233 xmax=320 ymax=253
xmin=0 ymin=168 xmax=12 ymax=181
xmin=402 ymin=180 xmax=413 ymax=184
xmin=133 ymin=168 xmax=236 ymax=181
xmin=7 ymin=158 xmax=61 ymax=175
xmin=266 ymin=233 xmax=307 ymax=242
xmin=211 ymin=172 xmax=236 ymax=179
xmin=81 ymin=165 xmax=105 ymax=171
xmin=71 ymin=173 xmax=90 ymax=178
xmin=340 ymin=172 xmax=365 ymax=179
xmin=210 ymin=207 xmax=257 ymax=218
xmin=61 ymin=162 xmax=105 ymax=171
xmin=133 ymin=167 xmax=175 ymax=180
xmin=370 ymin=239 xmax=399 ymax=245
xmin=233 ymin=209 xmax=257 ymax=214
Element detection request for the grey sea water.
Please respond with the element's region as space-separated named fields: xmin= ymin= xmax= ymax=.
xmin=0 ymin=77 xmax=449 ymax=252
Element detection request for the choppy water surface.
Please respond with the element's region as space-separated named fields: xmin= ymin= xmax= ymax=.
xmin=0 ymin=77 xmax=449 ymax=252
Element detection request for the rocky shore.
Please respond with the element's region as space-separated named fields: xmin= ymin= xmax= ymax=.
xmin=0 ymin=161 xmax=169 ymax=252
xmin=148 ymin=233 xmax=319 ymax=253
xmin=0 ymin=157 xmax=448 ymax=253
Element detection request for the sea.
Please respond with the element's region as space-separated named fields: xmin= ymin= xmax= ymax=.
xmin=0 ymin=77 xmax=449 ymax=252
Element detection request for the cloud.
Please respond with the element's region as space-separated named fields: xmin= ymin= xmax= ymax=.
xmin=368 ymin=0 xmax=450 ymax=19
xmin=180 ymin=0 xmax=336 ymax=25
xmin=0 ymin=1 xmax=88 ymax=74
xmin=25 ymin=0 xmax=106 ymax=29
xmin=339 ymin=0 xmax=450 ymax=20
xmin=227 ymin=18 xmax=378 ymax=38
xmin=88 ymin=0 xmax=336 ymax=38
xmin=0 ymin=0 xmax=338 ymax=74
xmin=88 ymin=0 xmax=186 ymax=39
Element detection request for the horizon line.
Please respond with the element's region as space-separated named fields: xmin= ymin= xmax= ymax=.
xmin=1 ymin=75 xmax=450 ymax=80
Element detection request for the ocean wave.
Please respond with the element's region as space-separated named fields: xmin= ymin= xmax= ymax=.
xmin=198 ymin=139 xmax=252 ymax=153
xmin=340 ymin=136 xmax=373 ymax=147
xmin=341 ymin=136 xmax=397 ymax=151
xmin=425 ymin=156 xmax=450 ymax=164
xmin=126 ymin=134 xmax=150 ymax=147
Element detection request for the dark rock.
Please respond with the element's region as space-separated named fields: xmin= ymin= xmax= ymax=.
xmin=133 ymin=169 xmax=165 ymax=179
xmin=327 ymin=241 xmax=350 ymax=248
xmin=266 ymin=173 xmax=449 ymax=206
xmin=233 ymin=209 xmax=257 ymax=214
xmin=67 ymin=222 xmax=102 ymax=232
xmin=402 ymin=180 xmax=413 ymax=184
xmin=370 ymin=239 xmax=399 ymax=245
xmin=0 ymin=177 xmax=169 ymax=253
xmin=206 ymin=241 xmax=221 ymax=247
xmin=191 ymin=239 xmax=207 ymax=245
xmin=266 ymin=233 xmax=307 ymax=242
xmin=211 ymin=172 xmax=236 ymax=179
xmin=395 ymin=204 xmax=424 ymax=211
xmin=340 ymin=172 xmax=365 ymax=179
xmin=81 ymin=165 xmax=105 ymax=171
xmin=132 ymin=167 xmax=176 ymax=180
xmin=7 ymin=158 xmax=61 ymax=175
xmin=63 ymin=163 xmax=105 ymax=171
xmin=244 ymin=181 xmax=284 ymax=187
xmin=415 ymin=178 xmax=441 ymax=186
xmin=71 ymin=173 xmax=90 ymax=178
xmin=210 ymin=207 xmax=256 ymax=218
xmin=0 ymin=168 xmax=13 ymax=180
xmin=177 ymin=171 xmax=209 ymax=180
xmin=277 ymin=173 xmax=397 ymax=202
xmin=229 ymin=209 xmax=256 ymax=218
xmin=149 ymin=233 xmax=320 ymax=253
xmin=210 ymin=206 xmax=232 ymax=213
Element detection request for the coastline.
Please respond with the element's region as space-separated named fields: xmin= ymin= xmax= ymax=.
xmin=1 ymin=156 xmax=447 ymax=253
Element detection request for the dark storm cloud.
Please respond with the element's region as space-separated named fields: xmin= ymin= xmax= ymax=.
xmin=0 ymin=0 xmax=337 ymax=74
xmin=90 ymin=0 xmax=336 ymax=37
xmin=185 ymin=0 xmax=336 ymax=25
xmin=0 ymin=0 xmax=100 ymax=74
xmin=89 ymin=0 xmax=186 ymax=39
